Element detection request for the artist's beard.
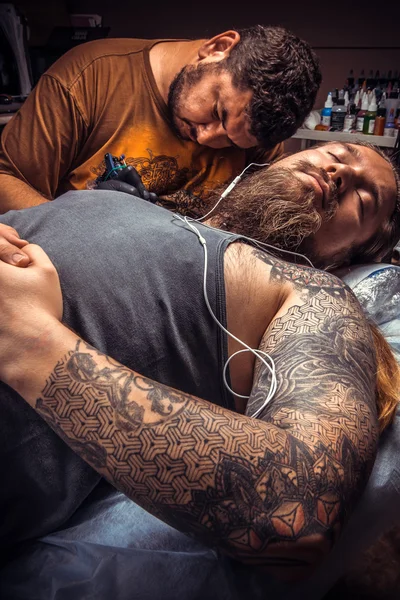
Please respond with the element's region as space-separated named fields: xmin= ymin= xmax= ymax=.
xmin=206 ymin=159 xmax=339 ymax=268
xmin=168 ymin=63 xmax=220 ymax=141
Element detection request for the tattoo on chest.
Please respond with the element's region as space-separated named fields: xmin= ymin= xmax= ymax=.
xmin=251 ymin=247 xmax=348 ymax=301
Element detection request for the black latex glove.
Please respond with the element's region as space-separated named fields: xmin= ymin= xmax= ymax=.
xmin=96 ymin=165 xmax=158 ymax=203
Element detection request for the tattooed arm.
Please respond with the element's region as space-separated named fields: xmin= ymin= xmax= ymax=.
xmin=0 ymin=245 xmax=378 ymax=581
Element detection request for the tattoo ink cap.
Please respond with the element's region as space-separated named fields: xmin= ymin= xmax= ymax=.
xmin=321 ymin=92 xmax=333 ymax=128
xmin=356 ymin=93 xmax=369 ymax=132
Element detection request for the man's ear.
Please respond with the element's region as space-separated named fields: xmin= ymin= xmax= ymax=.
xmin=197 ymin=31 xmax=240 ymax=64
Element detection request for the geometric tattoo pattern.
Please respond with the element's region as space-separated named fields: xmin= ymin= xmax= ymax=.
xmin=34 ymin=248 xmax=379 ymax=575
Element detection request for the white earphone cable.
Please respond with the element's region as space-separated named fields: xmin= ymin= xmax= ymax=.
xmin=174 ymin=163 xmax=316 ymax=417
xmin=176 ymin=214 xmax=277 ymax=418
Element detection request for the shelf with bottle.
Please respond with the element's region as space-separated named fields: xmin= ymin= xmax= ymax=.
xmin=311 ymin=82 xmax=400 ymax=143
xmin=292 ymin=128 xmax=398 ymax=150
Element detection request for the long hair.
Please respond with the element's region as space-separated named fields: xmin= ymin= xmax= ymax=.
xmin=370 ymin=321 xmax=400 ymax=432
xmin=331 ymin=324 xmax=400 ymax=598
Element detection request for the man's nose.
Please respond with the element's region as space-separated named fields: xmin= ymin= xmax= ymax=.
xmin=196 ymin=122 xmax=227 ymax=147
xmin=326 ymin=163 xmax=355 ymax=193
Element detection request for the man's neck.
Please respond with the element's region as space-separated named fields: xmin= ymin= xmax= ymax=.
xmin=149 ymin=40 xmax=205 ymax=104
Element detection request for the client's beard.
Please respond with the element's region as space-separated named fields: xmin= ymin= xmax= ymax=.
xmin=206 ymin=160 xmax=339 ymax=267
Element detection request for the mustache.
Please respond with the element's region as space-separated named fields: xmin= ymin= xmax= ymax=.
xmin=293 ymin=159 xmax=339 ymax=220
xmin=199 ymin=158 xmax=344 ymax=268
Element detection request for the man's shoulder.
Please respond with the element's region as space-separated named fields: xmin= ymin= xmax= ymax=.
xmin=44 ymin=38 xmax=158 ymax=89
xmin=234 ymin=244 xmax=353 ymax=307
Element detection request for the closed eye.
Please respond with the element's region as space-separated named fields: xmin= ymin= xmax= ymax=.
xmin=356 ymin=189 xmax=364 ymax=220
xmin=327 ymin=151 xmax=342 ymax=163
xmin=212 ymin=104 xmax=219 ymax=121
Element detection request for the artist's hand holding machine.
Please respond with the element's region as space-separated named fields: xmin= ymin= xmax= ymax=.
xmin=94 ymin=153 xmax=158 ymax=202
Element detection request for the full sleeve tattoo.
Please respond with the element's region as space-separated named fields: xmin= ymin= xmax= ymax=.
xmin=29 ymin=251 xmax=378 ymax=574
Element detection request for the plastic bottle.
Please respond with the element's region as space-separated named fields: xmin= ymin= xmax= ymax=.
xmin=331 ymin=98 xmax=347 ymax=131
xmin=343 ymin=103 xmax=357 ymax=132
xmin=395 ymin=108 xmax=400 ymax=129
xmin=320 ymin=92 xmax=333 ymax=129
xmin=363 ymin=95 xmax=377 ymax=134
xmin=356 ymin=93 xmax=369 ymax=132
xmin=373 ymin=107 xmax=386 ymax=136
xmin=383 ymin=117 xmax=397 ymax=137
xmin=385 ymin=92 xmax=399 ymax=124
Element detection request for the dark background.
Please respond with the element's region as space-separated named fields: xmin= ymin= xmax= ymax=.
xmin=11 ymin=0 xmax=400 ymax=109
xmin=10 ymin=0 xmax=400 ymax=152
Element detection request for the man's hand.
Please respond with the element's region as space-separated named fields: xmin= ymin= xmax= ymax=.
xmin=0 ymin=223 xmax=30 ymax=267
xmin=0 ymin=243 xmax=63 ymax=383
xmin=96 ymin=166 xmax=158 ymax=203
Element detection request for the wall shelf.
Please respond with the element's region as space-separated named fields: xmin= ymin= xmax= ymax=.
xmin=292 ymin=128 xmax=398 ymax=149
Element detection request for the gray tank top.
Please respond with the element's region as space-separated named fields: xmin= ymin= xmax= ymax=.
xmin=0 ymin=191 xmax=237 ymax=551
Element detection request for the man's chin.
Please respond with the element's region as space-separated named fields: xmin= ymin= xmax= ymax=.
xmin=172 ymin=120 xmax=196 ymax=144
xmin=167 ymin=107 xmax=188 ymax=141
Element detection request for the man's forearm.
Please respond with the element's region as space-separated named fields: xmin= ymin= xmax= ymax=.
xmin=0 ymin=174 xmax=49 ymax=213
xmin=6 ymin=325 xmax=287 ymax=558
xmin=6 ymin=322 xmax=332 ymax=571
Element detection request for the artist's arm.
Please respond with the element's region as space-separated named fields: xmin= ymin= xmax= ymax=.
xmin=0 ymin=246 xmax=378 ymax=580
xmin=0 ymin=175 xmax=49 ymax=212
xmin=0 ymin=74 xmax=86 ymax=212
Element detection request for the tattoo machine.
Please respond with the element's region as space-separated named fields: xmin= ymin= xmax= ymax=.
xmin=95 ymin=153 xmax=128 ymax=185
